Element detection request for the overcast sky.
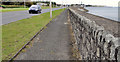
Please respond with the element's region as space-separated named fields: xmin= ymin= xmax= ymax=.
xmin=31 ymin=0 xmax=120 ymax=7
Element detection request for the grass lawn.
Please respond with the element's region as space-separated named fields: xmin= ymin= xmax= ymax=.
xmin=1 ymin=8 xmax=29 ymax=12
xmin=0 ymin=26 xmax=1 ymax=61
xmin=1 ymin=6 xmax=58 ymax=12
xmin=2 ymin=8 xmax=65 ymax=60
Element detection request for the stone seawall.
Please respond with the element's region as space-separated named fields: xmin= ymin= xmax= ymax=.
xmin=69 ymin=8 xmax=120 ymax=61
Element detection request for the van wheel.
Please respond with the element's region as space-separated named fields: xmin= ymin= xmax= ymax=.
xmin=40 ymin=11 xmax=41 ymax=13
xmin=36 ymin=11 xmax=39 ymax=14
xmin=29 ymin=12 xmax=31 ymax=14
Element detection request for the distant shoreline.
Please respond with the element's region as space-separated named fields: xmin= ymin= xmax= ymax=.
xmin=85 ymin=5 xmax=118 ymax=7
xmin=85 ymin=6 xmax=118 ymax=8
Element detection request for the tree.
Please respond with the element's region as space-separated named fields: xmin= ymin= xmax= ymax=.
xmin=25 ymin=2 xmax=33 ymax=7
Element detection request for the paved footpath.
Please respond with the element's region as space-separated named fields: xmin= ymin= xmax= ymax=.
xmin=15 ymin=9 xmax=73 ymax=60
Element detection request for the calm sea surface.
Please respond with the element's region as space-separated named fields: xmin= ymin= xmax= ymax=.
xmin=85 ymin=7 xmax=119 ymax=21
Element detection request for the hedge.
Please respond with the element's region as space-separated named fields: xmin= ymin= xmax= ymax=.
xmin=1 ymin=5 xmax=27 ymax=8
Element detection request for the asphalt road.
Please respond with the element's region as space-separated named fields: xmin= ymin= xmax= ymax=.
xmin=15 ymin=9 xmax=73 ymax=60
xmin=1 ymin=8 xmax=63 ymax=25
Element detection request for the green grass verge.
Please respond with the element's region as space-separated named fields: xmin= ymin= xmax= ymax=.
xmin=2 ymin=8 xmax=65 ymax=60
xmin=1 ymin=8 xmax=29 ymax=12
xmin=1 ymin=6 xmax=58 ymax=12
xmin=0 ymin=26 xmax=2 ymax=62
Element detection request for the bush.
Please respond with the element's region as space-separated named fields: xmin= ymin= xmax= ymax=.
xmin=3 ymin=5 xmax=25 ymax=8
xmin=0 ymin=5 xmax=6 ymax=8
xmin=25 ymin=2 xmax=33 ymax=7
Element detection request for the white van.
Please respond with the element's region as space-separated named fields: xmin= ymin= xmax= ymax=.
xmin=29 ymin=5 xmax=42 ymax=14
